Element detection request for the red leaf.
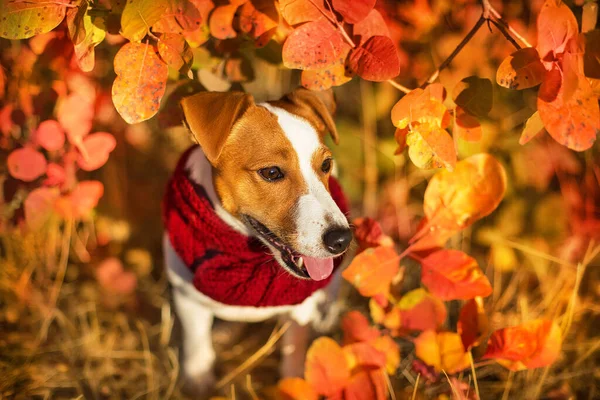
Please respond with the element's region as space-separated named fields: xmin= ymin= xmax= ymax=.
xmin=24 ymin=187 xmax=59 ymax=229
xmin=278 ymin=378 xmax=318 ymax=400
xmin=96 ymin=257 xmax=138 ymax=295
xmin=457 ymin=298 xmax=489 ymax=350
xmin=353 ymin=9 xmax=389 ymax=45
xmin=420 ymin=249 xmax=492 ymax=301
xmin=347 ymin=35 xmax=400 ymax=81
xmin=300 ymin=43 xmax=352 ymax=90
xmin=496 ymin=47 xmax=546 ymax=90
xmin=35 ymin=120 xmax=65 ymax=151
xmin=77 ymin=132 xmax=117 ymax=171
xmin=57 ymin=93 xmax=94 ymax=144
xmin=158 ymin=33 xmax=193 ymax=71
xmin=344 ymin=342 xmax=386 ymax=369
xmin=305 ymin=337 xmax=350 ymax=396
xmin=152 ymin=0 xmax=202 ymax=34
xmin=282 ymin=19 xmax=346 ymax=70
xmin=7 ymin=147 xmax=47 ymax=182
xmin=332 ymin=0 xmax=375 ymax=24
xmin=112 ymin=42 xmax=168 ymax=124
xmin=537 ymin=0 xmax=578 ymax=61
xmin=343 ymin=368 xmax=387 ymax=400
xmin=352 ymin=217 xmax=394 ymax=254
xmin=239 ymin=0 xmax=279 ymax=39
xmin=342 ymin=246 xmax=399 ymax=298
xmin=341 ymin=311 xmax=380 ymax=344
xmin=537 ymin=65 xmax=599 ymax=151
xmin=44 ymin=163 xmax=66 ymax=187
xmin=483 ymin=319 xmax=562 ymax=371
xmin=56 ymin=180 xmax=104 ymax=219
xmin=397 ymin=288 xmax=447 ymax=331
xmin=278 ymin=0 xmax=326 ymax=26
xmin=209 ymin=4 xmax=239 ymax=39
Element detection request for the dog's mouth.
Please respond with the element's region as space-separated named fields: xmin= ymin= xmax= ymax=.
xmin=243 ymin=215 xmax=335 ymax=281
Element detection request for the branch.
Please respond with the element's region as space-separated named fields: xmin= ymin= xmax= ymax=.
xmin=488 ymin=18 xmax=521 ymax=50
xmin=421 ymin=15 xmax=486 ymax=88
xmin=482 ymin=0 xmax=532 ymax=48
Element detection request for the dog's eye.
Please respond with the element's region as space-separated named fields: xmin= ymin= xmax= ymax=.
xmin=258 ymin=166 xmax=284 ymax=182
xmin=321 ymin=158 xmax=332 ymax=173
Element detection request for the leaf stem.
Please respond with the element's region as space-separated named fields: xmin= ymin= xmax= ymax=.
xmin=387 ymin=79 xmax=411 ymax=94
xmin=482 ymin=0 xmax=533 ymax=48
xmin=487 ymin=17 xmax=521 ymax=50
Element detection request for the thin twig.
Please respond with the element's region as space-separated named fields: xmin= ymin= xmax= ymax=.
xmin=482 ymin=0 xmax=533 ymax=47
xmin=387 ymin=79 xmax=412 ymax=94
xmin=488 ymin=18 xmax=521 ymax=50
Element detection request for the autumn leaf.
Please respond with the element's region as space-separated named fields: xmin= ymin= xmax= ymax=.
xmin=35 ymin=120 xmax=65 ymax=151
xmin=496 ymin=48 xmax=546 ymax=90
xmin=305 ymin=337 xmax=350 ymax=397
xmin=342 ymin=246 xmax=399 ymax=298
xmin=341 ymin=311 xmax=380 ymax=345
xmin=483 ymin=319 xmax=562 ymax=371
xmin=239 ymin=0 xmax=279 ymax=40
xmin=537 ymin=0 xmax=578 ymax=61
xmin=420 ymin=249 xmax=492 ymax=301
xmin=282 ymin=19 xmax=346 ymax=70
xmin=391 ymin=87 xmax=449 ymax=129
xmin=454 ymin=107 xmax=482 ymax=142
xmin=44 ymin=163 xmax=66 ymax=187
xmin=278 ymin=378 xmax=318 ymax=400
xmin=423 ymin=153 xmax=507 ymax=230
xmin=457 ymin=297 xmax=489 ymax=350
xmin=67 ymin=0 xmax=106 ymax=71
xmin=278 ymin=0 xmax=326 ymax=26
xmin=344 ymin=342 xmax=386 ymax=370
xmin=343 ymin=368 xmax=387 ymax=400
xmin=583 ymin=30 xmax=600 ymax=79
xmin=300 ymin=43 xmax=352 ymax=90
xmin=353 ymin=9 xmax=390 ymax=45
xmin=393 ymin=288 xmax=447 ymax=332
xmin=24 ymin=187 xmax=59 ymax=229
xmin=347 ymin=35 xmax=400 ymax=81
xmin=352 ymin=217 xmax=394 ymax=254
xmin=152 ymin=0 xmax=202 ymax=34
xmin=77 ymin=132 xmax=117 ymax=171
xmin=414 ymin=330 xmax=470 ymax=374
xmin=372 ymin=335 xmax=400 ymax=374
xmin=209 ymin=4 xmax=239 ymax=40
xmin=158 ymin=34 xmax=193 ymax=71
xmin=57 ymin=93 xmax=94 ymax=146
xmin=121 ymin=0 xmax=169 ymax=42
xmin=55 ymin=180 xmax=104 ymax=219
xmin=0 ymin=0 xmax=68 ymax=39
xmin=519 ymin=111 xmax=545 ymax=145
xmin=7 ymin=147 xmax=47 ymax=182
xmin=332 ymin=0 xmax=375 ymax=24
xmin=537 ymin=65 xmax=600 ymax=151
xmin=112 ymin=42 xmax=168 ymax=124
xmin=96 ymin=257 xmax=138 ymax=295
xmin=452 ymin=76 xmax=493 ymax=118
xmin=406 ymin=122 xmax=456 ymax=171
xmin=408 ymin=218 xmax=456 ymax=252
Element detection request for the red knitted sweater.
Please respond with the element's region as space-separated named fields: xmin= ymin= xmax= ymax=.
xmin=162 ymin=146 xmax=350 ymax=308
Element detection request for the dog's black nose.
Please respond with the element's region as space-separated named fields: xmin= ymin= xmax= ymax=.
xmin=323 ymin=227 xmax=352 ymax=254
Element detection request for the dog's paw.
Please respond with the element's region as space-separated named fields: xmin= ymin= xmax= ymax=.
xmin=181 ymin=370 xmax=216 ymax=398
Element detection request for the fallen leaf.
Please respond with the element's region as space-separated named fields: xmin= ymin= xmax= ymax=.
xmin=282 ymin=19 xmax=345 ymax=70
xmin=372 ymin=335 xmax=400 ymax=374
xmin=420 ymin=249 xmax=492 ymax=301
xmin=457 ymin=297 xmax=489 ymax=350
xmin=305 ymin=337 xmax=350 ymax=397
xmin=332 ymin=0 xmax=375 ymax=24
xmin=7 ymin=147 xmax=47 ymax=182
xmin=35 ymin=120 xmax=65 ymax=151
xmin=278 ymin=378 xmax=318 ymax=400
xmin=342 ymin=246 xmax=399 ymax=298
xmin=414 ymin=330 xmax=470 ymax=374
xmin=423 ymin=153 xmax=507 ymax=230
xmin=344 ymin=341 xmax=386 ymax=370
xmin=483 ymin=319 xmax=562 ymax=371
xmin=343 ymin=368 xmax=387 ymax=400
xmin=112 ymin=42 xmax=168 ymax=123
xmin=496 ymin=47 xmax=546 ymax=90
xmin=397 ymin=288 xmax=447 ymax=331
xmin=0 ymin=0 xmax=68 ymax=39
xmin=341 ymin=311 xmax=380 ymax=345
xmin=347 ymin=35 xmax=400 ymax=81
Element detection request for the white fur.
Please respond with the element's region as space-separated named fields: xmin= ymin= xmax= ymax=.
xmin=259 ymin=103 xmax=349 ymax=257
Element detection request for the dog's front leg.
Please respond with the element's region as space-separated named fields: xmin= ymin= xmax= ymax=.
xmin=279 ymin=317 xmax=310 ymax=378
xmin=172 ymin=287 xmax=216 ymax=395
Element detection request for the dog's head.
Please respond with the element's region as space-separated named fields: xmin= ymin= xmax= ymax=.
xmin=181 ymin=88 xmax=351 ymax=281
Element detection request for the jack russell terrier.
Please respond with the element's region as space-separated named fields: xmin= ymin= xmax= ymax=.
xmin=162 ymin=88 xmax=352 ymax=394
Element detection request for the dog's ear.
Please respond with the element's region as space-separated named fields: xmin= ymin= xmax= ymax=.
xmin=181 ymin=91 xmax=255 ymax=163
xmin=279 ymin=88 xmax=339 ymax=144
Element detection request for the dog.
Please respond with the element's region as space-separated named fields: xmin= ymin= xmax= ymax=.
xmin=162 ymin=88 xmax=352 ymax=394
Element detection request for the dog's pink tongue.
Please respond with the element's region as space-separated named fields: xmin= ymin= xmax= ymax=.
xmin=303 ymin=256 xmax=334 ymax=281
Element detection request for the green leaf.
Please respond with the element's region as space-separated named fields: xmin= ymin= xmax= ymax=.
xmin=0 ymin=0 xmax=68 ymax=39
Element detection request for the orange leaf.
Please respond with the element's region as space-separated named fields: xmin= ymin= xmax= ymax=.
xmin=121 ymin=0 xmax=169 ymax=42
xmin=483 ymin=319 xmax=562 ymax=371
xmin=496 ymin=47 xmax=546 ymax=90
xmin=7 ymin=147 xmax=47 ymax=182
xmin=393 ymin=127 xmax=408 ymax=155
xmin=282 ymin=19 xmax=346 ymax=70
xmin=406 ymin=122 xmax=456 ymax=171
xmin=414 ymin=330 xmax=470 ymax=374
xmin=423 ymin=153 xmax=507 ymax=230
xmin=537 ymin=0 xmax=578 ymax=61
xmin=152 ymin=0 xmax=202 ymax=34
xmin=408 ymin=218 xmax=456 ymax=252
xmin=278 ymin=0 xmax=325 ymax=26
xmin=344 ymin=342 xmax=386 ymax=370
xmin=332 ymin=0 xmax=375 ymax=24
xmin=341 ymin=311 xmax=380 ymax=345
xmin=537 ymin=64 xmax=599 ymax=151
xmin=76 ymin=132 xmax=117 ymax=171
xmin=239 ymin=0 xmax=279 ymax=40
xmin=457 ymin=297 xmax=489 ymax=350
xmin=372 ymin=335 xmax=400 ymax=374
xmin=35 ymin=120 xmax=65 ymax=151
xmin=352 ymin=9 xmax=389 ymax=45
xmin=420 ymin=249 xmax=492 ymax=301
xmin=343 ymin=368 xmax=387 ymax=400
xmin=391 ymin=86 xmax=450 ymax=130
xmin=519 ymin=111 xmax=544 ymax=145
xmin=300 ymin=43 xmax=352 ymax=90
xmin=24 ymin=187 xmax=59 ymax=229
xmin=454 ymin=106 xmax=482 ymax=142
xmin=112 ymin=42 xmax=168 ymax=124
xmin=305 ymin=337 xmax=350 ymax=397
xmin=58 ymin=93 xmax=94 ymax=144
xmin=342 ymin=246 xmax=399 ymax=298
xmin=347 ymin=35 xmax=400 ymax=81
xmin=352 ymin=217 xmax=394 ymax=254
xmin=209 ymin=4 xmax=238 ymax=39
xmin=278 ymin=378 xmax=318 ymax=400
xmin=183 ymin=0 xmax=214 ymax=47
xmin=397 ymin=288 xmax=447 ymax=331
xmin=158 ymin=33 xmax=193 ymax=71
xmin=56 ymin=180 xmax=104 ymax=219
